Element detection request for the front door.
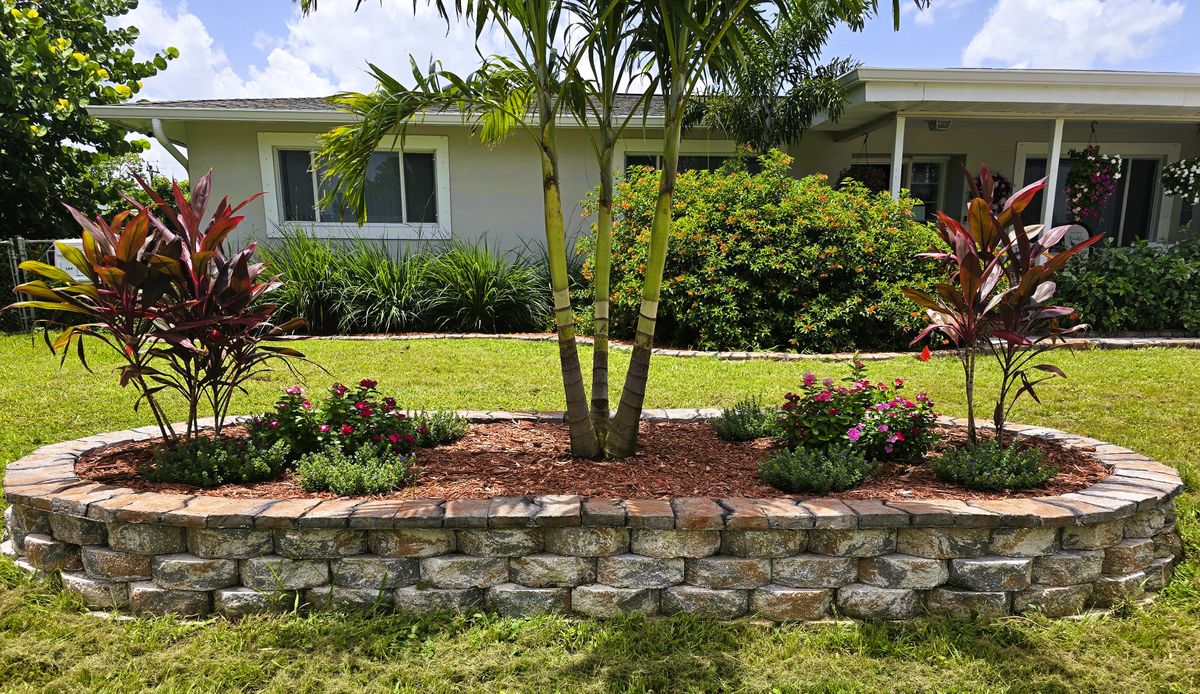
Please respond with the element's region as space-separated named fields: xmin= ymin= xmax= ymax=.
xmin=1022 ymin=156 xmax=1162 ymax=246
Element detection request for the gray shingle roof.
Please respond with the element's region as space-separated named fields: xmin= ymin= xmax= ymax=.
xmin=121 ymin=94 xmax=667 ymax=117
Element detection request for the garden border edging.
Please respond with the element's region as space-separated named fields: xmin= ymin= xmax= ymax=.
xmin=2 ymin=413 xmax=1183 ymax=622
xmin=276 ymin=332 xmax=1200 ymax=363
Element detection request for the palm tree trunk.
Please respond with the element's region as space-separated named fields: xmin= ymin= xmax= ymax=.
xmin=605 ymin=96 xmax=683 ymax=458
xmin=539 ymin=120 xmax=602 ymax=458
xmin=591 ymin=145 xmax=615 ymax=444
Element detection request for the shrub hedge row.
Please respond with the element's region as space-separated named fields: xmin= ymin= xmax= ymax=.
xmin=581 ymin=150 xmax=945 ymax=352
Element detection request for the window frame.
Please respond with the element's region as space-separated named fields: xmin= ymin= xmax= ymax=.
xmin=613 ymin=137 xmax=741 ymax=176
xmin=256 ymin=132 xmax=452 ymax=240
xmin=1014 ymin=140 xmax=1179 ymax=244
xmin=848 ymin=155 xmax=949 ymax=221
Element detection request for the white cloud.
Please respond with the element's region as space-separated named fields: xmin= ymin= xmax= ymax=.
xmin=111 ymin=0 xmax=507 ymax=178
xmin=963 ymin=0 xmax=1185 ymax=68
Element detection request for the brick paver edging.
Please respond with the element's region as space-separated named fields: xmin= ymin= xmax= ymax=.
xmin=276 ymin=332 xmax=1200 ymax=363
xmin=2 ymin=414 xmax=1183 ymax=622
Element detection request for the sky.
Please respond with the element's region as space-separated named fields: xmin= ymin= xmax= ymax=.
xmin=117 ymin=0 xmax=1198 ymax=179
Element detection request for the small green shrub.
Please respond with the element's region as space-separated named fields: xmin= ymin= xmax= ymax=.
xmin=710 ymin=397 xmax=776 ymax=441
xmin=296 ymin=445 xmax=418 ymax=495
xmin=583 ymin=150 xmax=942 ymax=352
xmin=931 ymin=440 xmax=1057 ymax=490
xmin=411 ymin=410 xmax=469 ymax=447
xmin=148 ymin=437 xmax=292 ymax=487
xmin=1056 ymin=237 xmax=1200 ymax=334
xmin=759 ymin=444 xmax=874 ymax=494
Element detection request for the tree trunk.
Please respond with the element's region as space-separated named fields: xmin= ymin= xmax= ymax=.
xmin=605 ymin=94 xmax=683 ymax=458
xmin=539 ymin=119 xmax=601 ymax=458
xmin=590 ymin=144 xmax=614 ymax=445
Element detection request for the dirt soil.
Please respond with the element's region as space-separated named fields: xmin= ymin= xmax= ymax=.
xmin=76 ymin=421 xmax=1110 ymax=501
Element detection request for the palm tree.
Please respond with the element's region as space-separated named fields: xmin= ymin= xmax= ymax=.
xmin=604 ymin=0 xmax=923 ymax=457
xmin=686 ymin=7 xmax=863 ymax=152
xmin=300 ymin=0 xmax=605 ymax=457
xmin=560 ymin=0 xmax=651 ymax=444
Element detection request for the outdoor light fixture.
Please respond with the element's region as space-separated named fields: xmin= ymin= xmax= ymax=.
xmin=927 ymin=120 xmax=952 ymax=132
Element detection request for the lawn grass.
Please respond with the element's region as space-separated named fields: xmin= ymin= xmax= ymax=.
xmin=0 ymin=334 xmax=1197 ymax=692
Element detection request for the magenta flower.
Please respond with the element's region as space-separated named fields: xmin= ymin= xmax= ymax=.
xmin=268 ymin=420 xmax=279 ymax=429
xmin=318 ymin=424 xmax=331 ymax=433
xmin=359 ymin=379 xmax=378 ymax=389
xmin=847 ymin=426 xmax=863 ymax=442
xmin=284 ymin=385 xmax=303 ymax=396
xmin=340 ymin=424 xmax=354 ymax=435
xmin=803 ymin=371 xmax=816 ymax=387
xmin=331 ymin=383 xmax=348 ymax=396
xmin=822 ymin=377 xmax=834 ymax=388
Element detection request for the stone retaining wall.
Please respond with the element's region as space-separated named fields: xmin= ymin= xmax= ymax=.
xmin=1 ymin=417 xmax=1184 ymax=622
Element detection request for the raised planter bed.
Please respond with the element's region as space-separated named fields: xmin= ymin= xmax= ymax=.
xmin=2 ymin=413 xmax=1183 ymax=622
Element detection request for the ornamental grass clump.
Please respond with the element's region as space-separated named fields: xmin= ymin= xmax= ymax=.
xmin=777 ymin=360 xmax=938 ymax=463
xmin=759 ymin=445 xmax=875 ymax=494
xmin=710 ymin=397 xmax=777 ymax=442
xmin=931 ymin=439 xmax=1057 ymax=490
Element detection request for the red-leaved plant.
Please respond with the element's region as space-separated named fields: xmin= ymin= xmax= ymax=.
xmin=904 ymin=165 xmax=1104 ymax=444
xmin=8 ymin=171 xmax=307 ymax=440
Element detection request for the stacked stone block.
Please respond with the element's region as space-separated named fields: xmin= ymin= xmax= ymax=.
xmin=1 ymin=422 xmax=1185 ymax=622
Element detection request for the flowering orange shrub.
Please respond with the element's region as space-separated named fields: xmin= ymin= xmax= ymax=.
xmin=581 ymin=150 xmax=942 ymax=352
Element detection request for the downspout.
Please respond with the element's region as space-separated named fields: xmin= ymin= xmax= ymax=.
xmin=151 ymin=117 xmax=189 ymax=170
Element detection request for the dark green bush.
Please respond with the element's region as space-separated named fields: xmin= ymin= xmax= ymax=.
xmin=263 ymin=231 xmax=553 ymax=335
xmin=931 ymin=440 xmax=1057 ymax=490
xmin=581 ymin=150 xmax=943 ymax=352
xmin=710 ymin=398 xmax=777 ymax=442
xmin=1056 ymin=237 xmax=1200 ymax=334
xmin=759 ymin=444 xmax=874 ymax=494
xmin=148 ymin=437 xmax=292 ymax=487
xmin=411 ymin=410 xmax=469 ymax=447
xmin=425 ymin=241 xmax=551 ymax=332
xmin=296 ymin=445 xmax=418 ymax=495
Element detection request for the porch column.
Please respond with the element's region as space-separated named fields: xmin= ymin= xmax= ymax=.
xmin=1042 ymin=118 xmax=1065 ymax=230
xmin=890 ymin=114 xmax=906 ymax=200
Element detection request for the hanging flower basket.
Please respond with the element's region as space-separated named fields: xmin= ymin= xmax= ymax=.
xmin=1162 ymin=156 xmax=1200 ymax=205
xmin=1064 ymin=145 xmax=1121 ymax=222
xmin=837 ymin=164 xmax=890 ymax=195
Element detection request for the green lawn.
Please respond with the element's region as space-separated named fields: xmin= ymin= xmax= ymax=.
xmin=0 ymin=334 xmax=1197 ymax=692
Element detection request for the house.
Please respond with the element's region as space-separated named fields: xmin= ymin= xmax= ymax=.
xmin=89 ymin=67 xmax=1200 ymax=252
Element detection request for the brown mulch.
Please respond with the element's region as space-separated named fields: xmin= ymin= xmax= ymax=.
xmin=75 ymin=421 xmax=1110 ymax=502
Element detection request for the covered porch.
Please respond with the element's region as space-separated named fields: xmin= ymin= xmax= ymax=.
xmin=799 ymin=68 xmax=1200 ymax=243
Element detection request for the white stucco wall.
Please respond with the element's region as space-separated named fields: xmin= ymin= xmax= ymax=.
xmin=181 ymin=116 xmax=1197 ymax=253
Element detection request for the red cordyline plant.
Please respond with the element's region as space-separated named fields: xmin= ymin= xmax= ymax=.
xmin=134 ymin=172 xmax=310 ymax=437
xmin=8 ymin=171 xmax=307 ymax=441
xmin=903 ymin=165 xmax=1104 ymax=445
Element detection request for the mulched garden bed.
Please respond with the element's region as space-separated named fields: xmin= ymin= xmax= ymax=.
xmin=76 ymin=421 xmax=1110 ymax=502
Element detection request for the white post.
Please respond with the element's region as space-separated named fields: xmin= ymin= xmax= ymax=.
xmin=890 ymin=114 xmax=906 ymax=200
xmin=1043 ymin=118 xmax=1065 ymax=231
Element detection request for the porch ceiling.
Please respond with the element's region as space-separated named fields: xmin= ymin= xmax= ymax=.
xmin=811 ymin=67 xmax=1200 ymax=133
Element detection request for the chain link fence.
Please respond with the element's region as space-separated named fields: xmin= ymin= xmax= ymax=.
xmin=1 ymin=238 xmax=58 ymax=333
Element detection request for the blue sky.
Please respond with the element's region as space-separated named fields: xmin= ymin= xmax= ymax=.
xmin=120 ymin=0 xmax=1198 ymax=175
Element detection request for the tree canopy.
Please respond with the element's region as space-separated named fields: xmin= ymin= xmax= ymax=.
xmin=0 ymin=0 xmax=177 ymax=239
